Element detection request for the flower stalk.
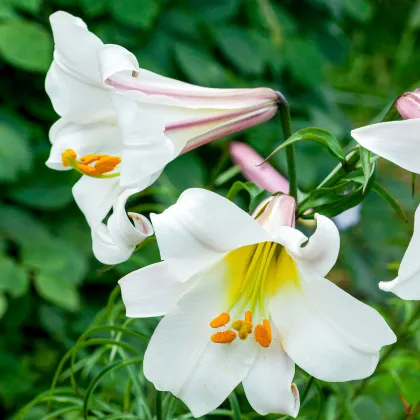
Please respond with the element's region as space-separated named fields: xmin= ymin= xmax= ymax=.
xmin=277 ymin=92 xmax=297 ymax=200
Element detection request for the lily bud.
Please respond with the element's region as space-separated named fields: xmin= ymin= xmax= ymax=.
xmin=396 ymin=89 xmax=420 ymax=119
xmin=229 ymin=142 xmax=289 ymax=194
xmin=253 ymin=195 xmax=296 ymax=236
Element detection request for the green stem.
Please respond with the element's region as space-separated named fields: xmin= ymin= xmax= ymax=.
xmin=277 ymin=92 xmax=297 ymax=200
xmin=297 ymin=148 xmax=360 ymax=215
xmin=300 ymin=376 xmax=315 ymax=406
xmin=156 ymin=390 xmax=162 ymax=420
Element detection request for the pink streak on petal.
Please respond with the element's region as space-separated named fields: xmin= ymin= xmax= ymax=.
xmin=230 ymin=141 xmax=289 ymax=194
xmin=253 ymin=195 xmax=296 ymax=229
xmin=180 ymin=106 xmax=277 ymax=154
xmin=106 ymin=77 xmax=278 ymax=103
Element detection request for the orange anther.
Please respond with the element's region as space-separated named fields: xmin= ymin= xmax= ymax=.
xmin=211 ymin=331 xmax=236 ymax=344
xmin=93 ymin=156 xmax=121 ymax=174
xmin=254 ymin=320 xmax=272 ymax=348
xmin=245 ymin=311 xmax=252 ymax=324
xmin=80 ymin=154 xmax=107 ymax=165
xmin=210 ymin=312 xmax=230 ymax=328
xmin=62 ymin=149 xmax=77 ymax=167
xmin=263 ymin=319 xmax=272 ymax=342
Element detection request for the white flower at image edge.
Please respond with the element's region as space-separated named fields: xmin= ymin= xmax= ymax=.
xmin=119 ymin=189 xmax=396 ymax=418
xmin=352 ymin=119 xmax=420 ymax=299
xmin=45 ymin=11 xmax=278 ymax=231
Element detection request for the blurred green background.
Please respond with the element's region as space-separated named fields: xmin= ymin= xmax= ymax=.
xmin=1 ymin=0 xmax=420 ymax=418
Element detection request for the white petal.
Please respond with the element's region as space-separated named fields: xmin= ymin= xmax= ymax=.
xmin=270 ymin=269 xmax=396 ymax=382
xmin=379 ymin=204 xmax=420 ymax=299
xmin=46 ymin=12 xmax=113 ymax=124
xmin=296 ymin=214 xmax=340 ymax=277
xmin=151 ymin=188 xmax=270 ymax=281
xmin=92 ymin=223 xmax=134 ymax=265
xmin=72 ymin=176 xmax=124 ymax=228
xmin=351 ymin=119 xmax=420 ymax=174
xmin=110 ymin=94 xmax=175 ymax=187
xmin=119 ymin=262 xmax=187 ymax=317
xmin=107 ymin=188 xmax=153 ymax=248
xmin=91 ymin=188 xmax=153 ymax=264
xmin=243 ymin=341 xmax=299 ymax=417
xmin=144 ymin=263 xmax=258 ymax=417
xmin=47 ymin=119 xmax=121 ymax=170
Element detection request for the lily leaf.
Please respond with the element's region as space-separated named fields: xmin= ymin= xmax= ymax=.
xmin=372 ymin=182 xmax=407 ymax=223
xmin=359 ymin=146 xmax=371 ymax=193
xmin=264 ymin=127 xmax=346 ymax=165
xmin=226 ymin=181 xmax=270 ymax=212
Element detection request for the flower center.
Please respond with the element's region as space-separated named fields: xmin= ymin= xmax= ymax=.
xmin=62 ymin=149 xmax=121 ymax=178
xmin=209 ymin=242 xmax=298 ymax=348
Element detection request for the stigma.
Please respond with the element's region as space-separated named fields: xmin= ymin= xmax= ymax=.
xmin=62 ymin=149 xmax=121 ymax=178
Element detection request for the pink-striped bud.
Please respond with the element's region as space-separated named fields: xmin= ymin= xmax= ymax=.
xmin=229 ymin=142 xmax=289 ymax=194
xmin=396 ymin=89 xmax=420 ymax=119
xmin=253 ymin=195 xmax=296 ymax=235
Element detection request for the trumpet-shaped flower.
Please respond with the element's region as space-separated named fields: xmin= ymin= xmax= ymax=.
xmin=119 ymin=189 xmax=395 ymax=417
xmin=46 ymin=11 xmax=278 ymax=229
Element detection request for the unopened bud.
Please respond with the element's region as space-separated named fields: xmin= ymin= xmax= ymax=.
xmin=396 ymin=89 xmax=420 ymax=120
xmin=253 ymin=195 xmax=296 ymax=234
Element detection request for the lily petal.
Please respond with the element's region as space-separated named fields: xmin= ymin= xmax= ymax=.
xmin=46 ymin=11 xmax=113 ymax=124
xmin=379 ymin=204 xmax=420 ymax=299
xmin=47 ymin=119 xmax=120 ymax=170
xmin=151 ymin=188 xmax=270 ymax=281
xmin=270 ymin=268 xmax=396 ymax=382
xmin=144 ymin=263 xmax=258 ymax=418
xmin=110 ymin=94 xmax=175 ymax=187
xmin=92 ymin=188 xmax=153 ymax=264
xmin=243 ymin=340 xmax=299 ymax=417
xmin=351 ymin=119 xmax=420 ymax=174
xmin=72 ymin=176 xmax=124 ymax=228
xmin=119 ymin=262 xmax=188 ymax=317
xmin=297 ymin=214 xmax=340 ymax=277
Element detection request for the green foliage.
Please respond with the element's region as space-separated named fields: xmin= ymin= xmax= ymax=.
xmin=0 ymin=0 xmax=419 ymax=418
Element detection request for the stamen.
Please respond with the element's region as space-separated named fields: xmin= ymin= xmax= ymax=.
xmin=210 ymin=312 xmax=230 ymax=328
xmin=61 ymin=149 xmax=121 ymax=178
xmin=211 ymin=331 xmax=236 ymax=344
xmin=254 ymin=319 xmax=272 ymax=348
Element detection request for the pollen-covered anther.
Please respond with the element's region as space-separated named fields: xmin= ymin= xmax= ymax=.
xmin=62 ymin=149 xmax=77 ymax=167
xmin=77 ymin=155 xmax=121 ymax=176
xmin=211 ymin=331 xmax=236 ymax=344
xmin=210 ymin=312 xmax=230 ymax=328
xmin=254 ymin=319 xmax=272 ymax=348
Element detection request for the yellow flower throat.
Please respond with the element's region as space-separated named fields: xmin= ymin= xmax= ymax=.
xmin=210 ymin=242 xmax=298 ymax=348
xmin=62 ymin=149 xmax=120 ymax=178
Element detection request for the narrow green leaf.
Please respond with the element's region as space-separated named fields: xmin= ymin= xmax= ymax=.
xmin=372 ymin=183 xmax=407 ymax=223
xmin=359 ymin=147 xmax=371 ymax=193
xmin=412 ymin=173 xmax=417 ymax=198
xmin=264 ymin=127 xmax=346 ymax=164
xmin=228 ymin=392 xmax=241 ymax=420
xmin=83 ymin=358 xmax=142 ymax=420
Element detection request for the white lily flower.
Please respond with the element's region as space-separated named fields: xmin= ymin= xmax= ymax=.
xmin=351 ymin=108 xmax=420 ymax=299
xmin=119 ymin=189 xmax=395 ymax=418
xmin=92 ymin=189 xmax=153 ymax=265
xmin=45 ymin=11 xmax=278 ymax=229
